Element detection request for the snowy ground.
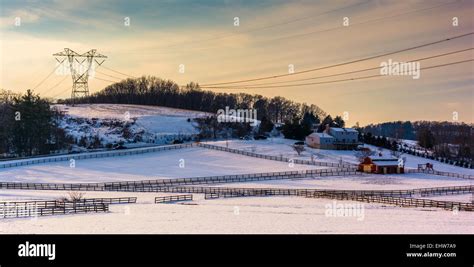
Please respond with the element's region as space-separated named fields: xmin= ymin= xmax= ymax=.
xmin=56 ymin=104 xmax=210 ymax=120
xmin=1 ymin=136 xmax=473 ymax=234
xmin=1 ymin=192 xmax=472 ymax=234
xmin=202 ymin=173 xmax=473 ymax=191
xmin=0 ymin=147 xmax=318 ymax=183
xmin=206 ymin=139 xmax=474 ymax=175
xmin=54 ymin=104 xmax=211 ymax=147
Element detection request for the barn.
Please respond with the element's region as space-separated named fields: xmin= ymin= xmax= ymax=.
xmin=358 ymin=155 xmax=404 ymax=174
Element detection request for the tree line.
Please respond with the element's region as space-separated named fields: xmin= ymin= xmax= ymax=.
xmin=62 ymin=76 xmax=327 ymax=124
xmin=358 ymin=120 xmax=473 ymax=165
xmin=0 ymin=90 xmax=71 ymax=158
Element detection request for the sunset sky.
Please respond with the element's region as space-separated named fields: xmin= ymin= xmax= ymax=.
xmin=0 ymin=0 xmax=473 ymax=125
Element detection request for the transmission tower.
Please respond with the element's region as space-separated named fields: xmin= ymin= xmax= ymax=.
xmin=53 ymin=48 xmax=107 ymax=104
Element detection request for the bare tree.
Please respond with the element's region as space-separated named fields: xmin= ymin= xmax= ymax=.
xmin=292 ymin=144 xmax=305 ymax=156
xmin=354 ymin=149 xmax=375 ymax=163
xmin=58 ymin=191 xmax=86 ymax=202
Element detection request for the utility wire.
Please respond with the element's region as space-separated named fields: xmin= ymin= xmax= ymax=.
xmin=200 ymin=31 xmax=474 ymax=86
xmin=200 ymin=59 xmax=474 ymax=89
xmin=39 ymin=76 xmax=69 ymax=96
xmin=95 ymin=70 xmax=124 ymax=81
xmin=32 ymin=64 xmax=62 ymax=90
xmin=200 ymin=47 xmax=473 ymax=87
xmin=100 ymin=65 xmax=136 ymax=79
xmin=118 ymin=0 xmax=371 ymax=54
xmin=124 ymin=0 xmax=457 ymax=56
xmin=93 ymin=76 xmax=119 ymax=83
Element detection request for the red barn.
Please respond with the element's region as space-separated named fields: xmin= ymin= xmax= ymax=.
xmin=358 ymin=155 xmax=404 ymax=174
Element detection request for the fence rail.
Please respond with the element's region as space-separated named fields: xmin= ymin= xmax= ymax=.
xmin=304 ymin=193 xmax=474 ymax=211
xmin=109 ymin=184 xmax=474 ymax=198
xmin=406 ymin=169 xmax=474 ymax=180
xmin=195 ymin=186 xmax=474 ymax=211
xmin=0 ymin=202 xmax=109 ymax=219
xmin=0 ymin=143 xmax=194 ymax=169
xmin=197 ymin=143 xmax=357 ymax=169
xmin=155 ymin=194 xmax=193 ymax=203
xmin=0 ymin=169 xmax=359 ymax=192
xmin=0 ymin=197 xmax=136 ymax=219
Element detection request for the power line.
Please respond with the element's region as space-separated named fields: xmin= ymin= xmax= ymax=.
xmin=95 ymin=70 xmax=124 ymax=81
xmin=117 ymin=0 xmax=371 ymax=54
xmin=199 ymin=47 xmax=473 ymax=88
xmin=100 ymin=65 xmax=136 ymax=79
xmin=50 ymin=87 xmax=71 ymax=99
xmin=257 ymin=1 xmax=458 ymax=44
xmin=32 ymin=64 xmax=62 ymax=90
xmin=200 ymin=31 xmax=474 ymax=86
xmin=123 ymin=0 xmax=457 ymax=56
xmin=92 ymin=76 xmax=119 ymax=83
xmin=39 ymin=75 xmax=69 ymax=96
xmin=200 ymin=59 xmax=473 ymax=89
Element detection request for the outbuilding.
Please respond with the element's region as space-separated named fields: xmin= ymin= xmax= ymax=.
xmin=305 ymin=132 xmax=335 ymax=149
xmin=358 ymin=155 xmax=404 ymax=174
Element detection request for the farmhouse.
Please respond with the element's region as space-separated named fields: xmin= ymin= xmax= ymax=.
xmin=305 ymin=132 xmax=335 ymax=149
xmin=306 ymin=125 xmax=360 ymax=150
xmin=358 ymin=154 xmax=404 ymax=174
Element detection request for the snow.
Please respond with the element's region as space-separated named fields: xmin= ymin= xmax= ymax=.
xmin=55 ymin=104 xmax=210 ymax=120
xmin=203 ymin=173 xmax=472 ymax=191
xmin=205 ymin=139 xmax=474 ymax=175
xmin=0 ymin=147 xmax=318 ymax=183
xmin=54 ymin=104 xmax=211 ymax=147
xmin=0 ymin=193 xmax=472 ymax=234
xmin=0 ymin=130 xmax=472 ymax=234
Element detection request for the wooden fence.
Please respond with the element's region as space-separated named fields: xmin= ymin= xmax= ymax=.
xmin=0 ymin=197 xmax=136 ymax=219
xmin=405 ymin=169 xmax=474 ymax=180
xmin=125 ymin=185 xmax=474 ymax=198
xmin=196 ymin=186 xmax=474 ymax=212
xmin=306 ymin=193 xmax=474 ymax=212
xmin=155 ymin=194 xmax=193 ymax=203
xmin=197 ymin=143 xmax=357 ymax=169
xmin=0 ymin=169 xmax=358 ymax=192
xmin=0 ymin=202 xmax=109 ymax=219
xmin=0 ymin=143 xmax=194 ymax=169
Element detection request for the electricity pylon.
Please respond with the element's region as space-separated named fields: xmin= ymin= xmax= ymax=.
xmin=53 ymin=48 xmax=107 ymax=105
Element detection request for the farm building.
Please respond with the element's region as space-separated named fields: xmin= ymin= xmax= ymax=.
xmin=358 ymin=155 xmax=404 ymax=174
xmin=306 ymin=132 xmax=335 ymax=149
xmin=305 ymin=125 xmax=360 ymax=150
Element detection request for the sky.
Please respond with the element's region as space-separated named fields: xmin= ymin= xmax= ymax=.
xmin=0 ymin=0 xmax=473 ymax=126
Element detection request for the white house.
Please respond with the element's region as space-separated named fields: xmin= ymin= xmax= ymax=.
xmin=306 ymin=126 xmax=360 ymax=150
xmin=305 ymin=132 xmax=335 ymax=149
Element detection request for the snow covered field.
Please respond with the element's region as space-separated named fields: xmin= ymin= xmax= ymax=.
xmin=203 ymin=173 xmax=473 ymax=191
xmin=0 ymin=135 xmax=472 ymax=234
xmin=207 ymin=139 xmax=474 ymax=175
xmin=1 ymin=192 xmax=472 ymax=234
xmin=0 ymin=147 xmax=318 ymax=183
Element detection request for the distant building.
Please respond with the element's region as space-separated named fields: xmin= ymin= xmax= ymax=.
xmin=306 ymin=132 xmax=335 ymax=149
xmin=358 ymin=154 xmax=404 ymax=174
xmin=305 ymin=125 xmax=360 ymax=150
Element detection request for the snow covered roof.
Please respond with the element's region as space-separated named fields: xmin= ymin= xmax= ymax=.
xmin=330 ymin=127 xmax=358 ymax=133
xmin=373 ymin=160 xmax=399 ymax=166
xmin=363 ymin=154 xmax=399 ymax=166
xmin=308 ymin=132 xmax=334 ymax=139
xmin=371 ymin=156 xmax=398 ymax=161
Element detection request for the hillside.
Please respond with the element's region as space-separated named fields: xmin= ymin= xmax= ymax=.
xmin=55 ymin=104 xmax=211 ymax=149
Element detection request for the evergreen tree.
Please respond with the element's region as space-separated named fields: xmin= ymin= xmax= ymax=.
xmin=11 ymin=90 xmax=55 ymax=156
xmin=333 ymin=116 xmax=345 ymax=128
xmin=417 ymin=128 xmax=436 ymax=149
